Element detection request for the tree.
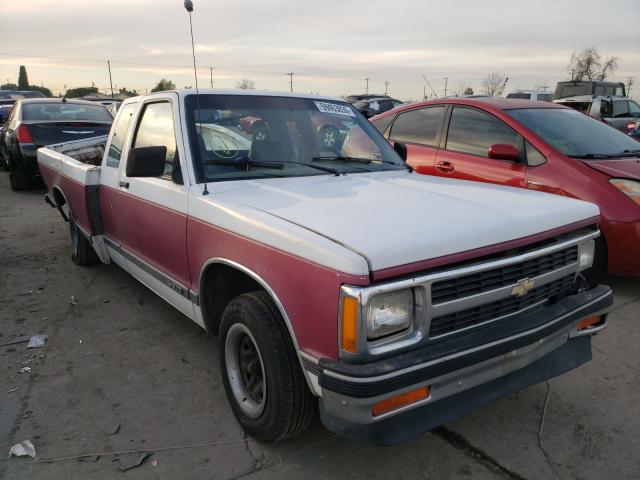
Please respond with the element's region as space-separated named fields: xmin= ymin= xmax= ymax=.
xmin=28 ymin=85 xmax=53 ymax=97
xmin=481 ymin=72 xmax=507 ymax=96
xmin=151 ymin=79 xmax=175 ymax=93
xmin=18 ymin=66 xmax=29 ymax=89
xmin=236 ymin=78 xmax=255 ymax=90
xmin=567 ymin=47 xmax=619 ymax=81
xmin=463 ymin=87 xmax=474 ymax=96
xmin=0 ymin=82 xmax=18 ymax=90
xmin=65 ymin=86 xmax=99 ymax=98
xmin=118 ymin=87 xmax=138 ymax=96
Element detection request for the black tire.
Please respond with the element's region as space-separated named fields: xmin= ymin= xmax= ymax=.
xmin=219 ymin=291 xmax=315 ymax=442
xmin=69 ymin=214 xmax=100 ymax=266
xmin=9 ymin=170 xmax=31 ymax=191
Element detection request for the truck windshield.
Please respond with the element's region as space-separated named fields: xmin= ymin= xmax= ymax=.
xmin=22 ymin=103 xmax=113 ymax=122
xmin=509 ymin=108 xmax=640 ymax=159
xmin=185 ymin=94 xmax=405 ymax=182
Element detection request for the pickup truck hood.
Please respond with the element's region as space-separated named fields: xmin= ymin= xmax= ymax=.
xmin=583 ymin=158 xmax=640 ymax=179
xmin=220 ymin=171 xmax=598 ymax=272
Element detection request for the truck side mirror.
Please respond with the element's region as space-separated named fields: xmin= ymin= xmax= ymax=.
xmin=126 ymin=146 xmax=167 ymax=177
xmin=488 ymin=144 xmax=519 ymax=161
xmin=393 ymin=141 xmax=408 ymax=161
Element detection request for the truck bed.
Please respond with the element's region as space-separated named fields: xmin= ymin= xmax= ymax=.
xmin=37 ymin=135 xmax=108 ymax=237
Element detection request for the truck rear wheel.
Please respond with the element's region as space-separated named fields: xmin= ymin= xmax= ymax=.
xmin=219 ymin=291 xmax=315 ymax=442
xmin=69 ymin=214 xmax=100 ymax=266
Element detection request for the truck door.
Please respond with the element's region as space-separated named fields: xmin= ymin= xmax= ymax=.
xmin=436 ymin=106 xmax=526 ymax=188
xmin=116 ymin=94 xmax=193 ymax=317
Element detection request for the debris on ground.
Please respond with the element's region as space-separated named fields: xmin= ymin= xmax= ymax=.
xmin=27 ymin=334 xmax=48 ymax=349
xmin=1 ymin=335 xmax=31 ymax=347
xmin=78 ymin=455 xmax=100 ymax=462
xmin=69 ymin=296 xmax=78 ymax=306
xmin=8 ymin=387 xmax=19 ymax=393
xmin=112 ymin=451 xmax=152 ymax=472
xmin=110 ymin=424 xmax=121 ymax=436
xmin=151 ymin=459 xmax=158 ymax=467
xmin=9 ymin=440 xmax=37 ymax=458
xmin=18 ymin=366 xmax=32 ymax=374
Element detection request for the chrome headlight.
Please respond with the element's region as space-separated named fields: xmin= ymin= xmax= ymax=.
xmin=366 ymin=289 xmax=414 ymax=339
xmin=578 ymin=238 xmax=595 ymax=270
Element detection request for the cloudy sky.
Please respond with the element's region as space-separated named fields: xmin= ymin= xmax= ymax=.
xmin=1 ymin=0 xmax=638 ymax=99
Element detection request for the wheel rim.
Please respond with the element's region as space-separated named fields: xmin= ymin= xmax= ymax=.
xmin=225 ymin=323 xmax=266 ymax=418
xmin=322 ymin=127 xmax=338 ymax=147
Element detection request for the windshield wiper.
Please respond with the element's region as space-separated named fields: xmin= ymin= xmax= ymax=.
xmin=567 ymin=153 xmax=614 ymax=159
xmin=203 ymin=158 xmax=339 ymax=176
xmin=312 ymin=155 xmax=411 ymax=172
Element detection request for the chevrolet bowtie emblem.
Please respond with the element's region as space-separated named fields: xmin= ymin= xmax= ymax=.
xmin=511 ymin=278 xmax=535 ymax=298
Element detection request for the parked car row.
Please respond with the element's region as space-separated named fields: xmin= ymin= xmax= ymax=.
xmin=0 ymin=98 xmax=113 ymax=190
xmin=370 ymin=97 xmax=640 ymax=276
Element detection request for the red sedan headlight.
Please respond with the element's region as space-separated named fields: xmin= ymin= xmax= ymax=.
xmin=610 ymin=179 xmax=640 ymax=205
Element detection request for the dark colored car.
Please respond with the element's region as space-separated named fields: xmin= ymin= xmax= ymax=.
xmin=555 ymin=95 xmax=640 ymax=133
xmin=353 ymin=97 xmax=403 ymax=118
xmin=0 ymin=90 xmax=47 ymax=123
xmin=370 ymin=97 xmax=640 ymax=275
xmin=553 ymin=80 xmax=626 ymax=100
xmin=0 ymin=98 xmax=113 ymax=190
xmin=345 ymin=94 xmax=394 ymax=103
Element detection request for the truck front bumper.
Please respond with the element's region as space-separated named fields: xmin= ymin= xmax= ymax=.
xmin=309 ymin=285 xmax=613 ymax=446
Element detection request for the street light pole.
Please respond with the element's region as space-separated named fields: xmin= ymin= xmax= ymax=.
xmin=107 ymin=60 xmax=114 ymax=98
xmin=384 ymin=81 xmax=389 ymax=95
xmin=210 ymin=67 xmax=214 ymax=88
xmin=287 ymin=72 xmax=294 ymax=92
xmin=365 ymin=77 xmax=370 ymax=95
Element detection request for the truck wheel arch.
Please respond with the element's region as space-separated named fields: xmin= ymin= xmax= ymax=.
xmin=199 ymin=258 xmax=318 ymax=396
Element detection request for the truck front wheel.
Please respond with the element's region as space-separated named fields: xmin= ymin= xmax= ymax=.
xmin=219 ymin=291 xmax=315 ymax=442
xmin=69 ymin=214 xmax=100 ymax=266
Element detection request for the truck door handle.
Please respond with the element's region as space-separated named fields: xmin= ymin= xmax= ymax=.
xmin=436 ymin=161 xmax=455 ymax=173
xmin=526 ymin=179 xmax=543 ymax=187
xmin=118 ymin=181 xmax=130 ymax=189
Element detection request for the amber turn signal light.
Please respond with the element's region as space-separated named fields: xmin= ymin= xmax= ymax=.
xmin=372 ymin=386 xmax=430 ymax=417
xmin=341 ymin=297 xmax=358 ymax=353
xmin=577 ymin=315 xmax=603 ymax=331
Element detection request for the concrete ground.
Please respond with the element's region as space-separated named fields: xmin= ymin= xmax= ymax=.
xmin=1 ymin=172 xmax=638 ymax=480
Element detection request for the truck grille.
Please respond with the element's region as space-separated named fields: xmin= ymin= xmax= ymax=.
xmin=429 ymin=275 xmax=576 ymax=338
xmin=431 ymin=246 xmax=578 ymax=305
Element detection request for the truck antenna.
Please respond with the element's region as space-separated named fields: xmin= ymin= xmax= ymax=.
xmin=184 ymin=0 xmax=209 ymax=195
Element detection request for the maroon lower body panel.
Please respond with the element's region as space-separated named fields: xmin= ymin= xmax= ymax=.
xmin=39 ymin=163 xmax=94 ymax=235
xmin=188 ymin=217 xmax=369 ymax=360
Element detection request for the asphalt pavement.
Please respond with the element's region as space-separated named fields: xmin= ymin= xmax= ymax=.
xmin=1 ymin=172 xmax=639 ymax=480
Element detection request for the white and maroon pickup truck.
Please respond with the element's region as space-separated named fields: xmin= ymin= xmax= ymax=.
xmin=37 ymin=89 xmax=613 ymax=445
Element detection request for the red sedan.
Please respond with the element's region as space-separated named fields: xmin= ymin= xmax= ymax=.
xmin=371 ymin=98 xmax=640 ymax=275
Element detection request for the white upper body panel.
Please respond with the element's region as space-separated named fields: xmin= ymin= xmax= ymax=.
xmin=213 ymin=170 xmax=599 ymax=273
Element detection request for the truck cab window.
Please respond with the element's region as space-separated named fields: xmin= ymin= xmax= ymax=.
xmin=106 ymin=102 xmax=138 ymax=168
xmin=132 ymin=102 xmax=180 ymax=180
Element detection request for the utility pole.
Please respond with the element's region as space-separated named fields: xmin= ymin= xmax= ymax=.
xmin=107 ymin=60 xmax=114 ymax=98
xmin=627 ymin=76 xmax=634 ymax=98
xmin=423 ymin=86 xmax=426 ymax=101
xmin=210 ymin=67 xmax=214 ymax=88
xmin=286 ymin=72 xmax=294 ymax=92
xmin=365 ymin=77 xmax=370 ymax=95
xmin=384 ymin=81 xmax=389 ymax=95
xmin=444 ymin=77 xmax=448 ymax=97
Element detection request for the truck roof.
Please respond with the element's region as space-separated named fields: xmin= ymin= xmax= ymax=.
xmin=135 ymin=88 xmax=344 ymax=103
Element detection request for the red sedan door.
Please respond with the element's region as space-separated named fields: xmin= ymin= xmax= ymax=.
xmin=436 ymin=105 xmax=526 ymax=188
xmin=386 ymin=105 xmax=447 ymax=175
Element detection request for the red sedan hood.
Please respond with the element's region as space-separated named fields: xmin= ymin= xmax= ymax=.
xmin=584 ymin=158 xmax=640 ymax=179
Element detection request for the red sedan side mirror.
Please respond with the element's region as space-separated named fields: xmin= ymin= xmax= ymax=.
xmin=488 ymin=144 xmax=520 ymax=161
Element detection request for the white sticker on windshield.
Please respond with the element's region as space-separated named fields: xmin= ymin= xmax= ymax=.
xmin=314 ymin=101 xmax=356 ymax=117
